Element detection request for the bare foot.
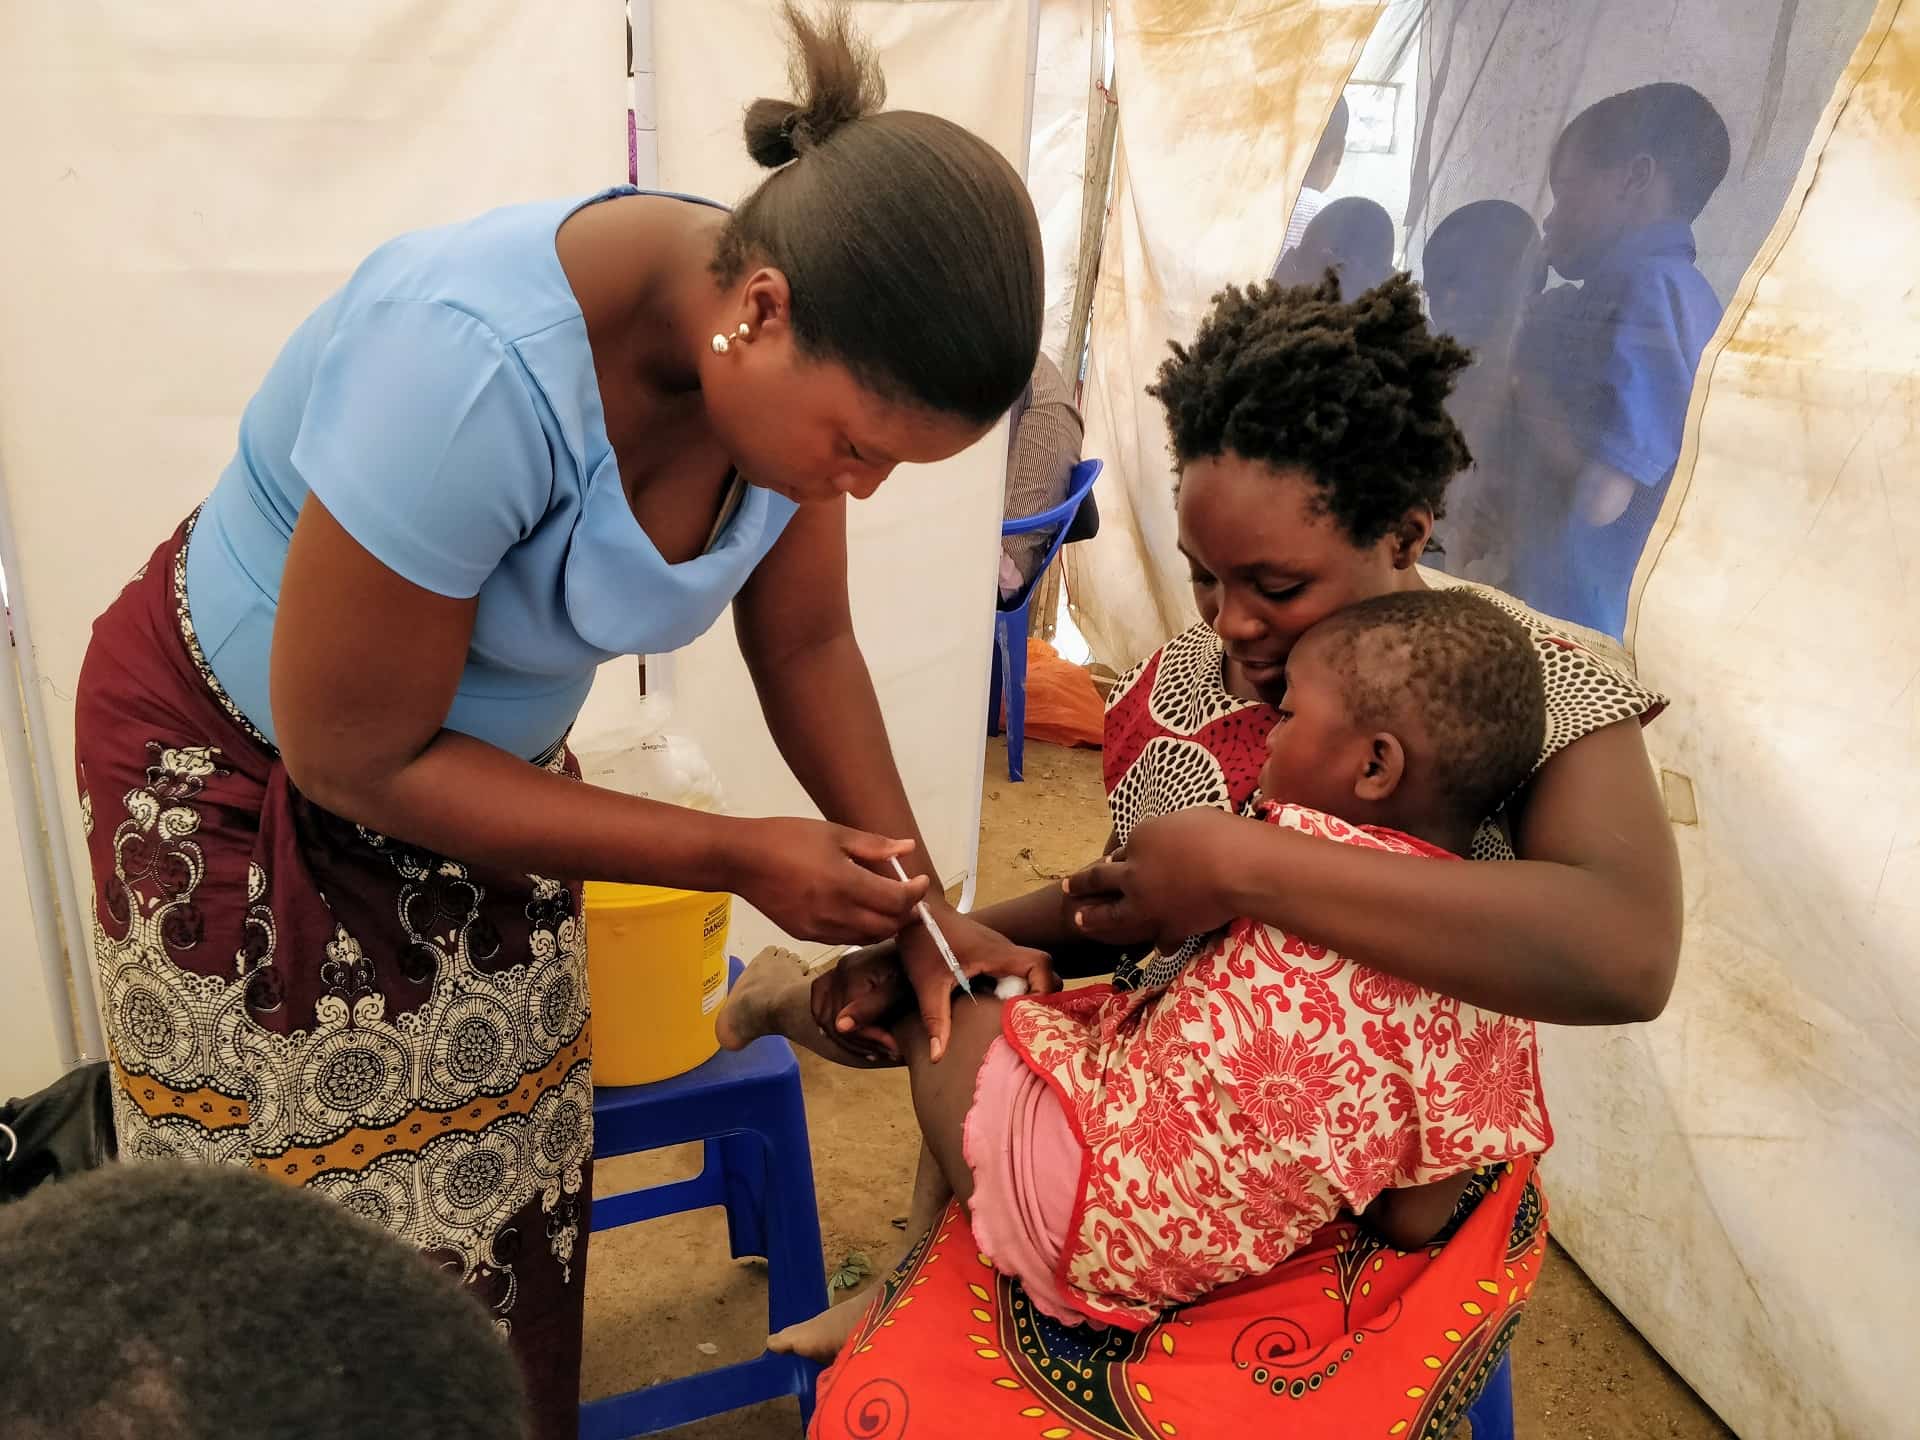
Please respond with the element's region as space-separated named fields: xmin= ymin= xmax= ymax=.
xmin=715 ymin=945 xmax=806 ymax=1052
xmin=768 ymin=1290 xmax=869 ymax=1365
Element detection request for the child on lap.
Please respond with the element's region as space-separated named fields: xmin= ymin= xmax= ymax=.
xmin=721 ymin=587 xmax=1551 ymax=1328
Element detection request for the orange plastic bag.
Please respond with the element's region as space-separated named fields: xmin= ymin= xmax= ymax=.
xmin=1015 ymin=637 xmax=1104 ymax=749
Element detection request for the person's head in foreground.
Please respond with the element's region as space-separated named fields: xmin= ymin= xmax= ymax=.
xmin=1422 ymin=199 xmax=1547 ymax=349
xmin=1259 ymin=588 xmax=1546 ymax=854
xmin=700 ymin=1 xmax=1044 ymax=503
xmin=1148 ymin=271 xmax=1474 ymax=704
xmin=1543 ymin=81 xmax=1730 ymax=282
xmin=0 ymin=1163 xmax=528 ymax=1440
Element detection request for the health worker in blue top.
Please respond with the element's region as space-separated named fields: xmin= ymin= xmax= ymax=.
xmin=68 ymin=12 xmax=1049 ymax=1435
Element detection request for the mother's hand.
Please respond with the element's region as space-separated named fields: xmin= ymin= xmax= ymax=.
xmin=1062 ymin=807 xmax=1248 ymax=950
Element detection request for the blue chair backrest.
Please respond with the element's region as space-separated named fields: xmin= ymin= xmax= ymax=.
xmin=999 ymin=458 xmax=1102 ymax=611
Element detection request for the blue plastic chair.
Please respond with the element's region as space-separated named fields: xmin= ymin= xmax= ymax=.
xmin=581 ymin=959 xmax=828 ymax=1439
xmin=989 ymin=457 xmax=1103 ymax=782
xmin=1465 ymin=1350 xmax=1517 ymax=1438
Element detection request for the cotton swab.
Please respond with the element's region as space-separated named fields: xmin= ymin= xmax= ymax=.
xmin=888 ymin=856 xmax=977 ymax=1003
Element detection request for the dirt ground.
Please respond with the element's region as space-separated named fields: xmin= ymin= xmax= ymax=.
xmin=581 ymin=739 xmax=1734 ymax=1439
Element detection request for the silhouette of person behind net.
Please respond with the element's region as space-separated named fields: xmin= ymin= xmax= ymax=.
xmin=1272 ymin=196 xmax=1396 ymax=298
xmin=1421 ymin=199 xmax=1548 ymax=587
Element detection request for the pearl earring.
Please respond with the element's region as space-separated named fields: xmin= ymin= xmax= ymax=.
xmin=710 ymin=322 xmax=752 ymax=355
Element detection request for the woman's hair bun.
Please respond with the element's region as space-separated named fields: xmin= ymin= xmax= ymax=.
xmin=741 ymin=2 xmax=887 ymax=170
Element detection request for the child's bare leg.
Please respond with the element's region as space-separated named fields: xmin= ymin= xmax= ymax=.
xmin=766 ymin=997 xmax=998 ymax=1367
xmin=903 ymin=1136 xmax=957 ymax=1236
xmin=715 ymin=946 xmax=891 ymax=1066
xmin=895 ymin=995 xmax=1007 ymax=1212
xmin=769 ymin=1140 xmax=954 ymax=1363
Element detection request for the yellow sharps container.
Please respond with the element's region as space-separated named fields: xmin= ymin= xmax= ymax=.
xmin=584 ymin=882 xmax=731 ymax=1085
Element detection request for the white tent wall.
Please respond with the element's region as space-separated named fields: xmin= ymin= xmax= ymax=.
xmin=0 ymin=3 xmax=628 ymax=1055
xmin=630 ymin=1 xmax=660 ymax=189
xmin=1056 ymin=1 xmax=1917 ymax=1436
xmin=578 ymin=0 xmax=1037 ymax=963
xmin=1549 ymin=3 xmax=1919 ymax=1436
xmin=1066 ymin=0 xmax=1382 ymax=667
xmin=1031 ymin=0 xmax=1099 ymax=363
xmin=0 ymin=713 xmax=68 ymax=1095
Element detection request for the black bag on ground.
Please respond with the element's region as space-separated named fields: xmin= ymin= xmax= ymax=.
xmin=0 ymin=1061 xmax=117 ymax=1203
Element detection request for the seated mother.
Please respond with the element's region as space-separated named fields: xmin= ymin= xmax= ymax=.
xmin=804 ymin=273 xmax=1680 ymax=1439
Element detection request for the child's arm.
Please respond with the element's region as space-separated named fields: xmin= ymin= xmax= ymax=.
xmin=972 ymin=881 xmax=1135 ymax=979
xmin=1554 ymin=274 xmax=1710 ymax=525
xmin=808 ymin=887 xmax=1130 ymax=1061
xmin=1066 ymin=717 xmax=1681 ymax=1026
xmin=815 ymin=836 xmax=1135 ymax=1049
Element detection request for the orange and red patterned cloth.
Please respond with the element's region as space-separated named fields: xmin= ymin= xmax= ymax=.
xmin=812 ymin=1161 xmax=1546 ymax=1440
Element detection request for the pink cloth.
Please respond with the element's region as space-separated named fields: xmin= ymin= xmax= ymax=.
xmin=961 ymin=1036 xmax=1091 ymax=1329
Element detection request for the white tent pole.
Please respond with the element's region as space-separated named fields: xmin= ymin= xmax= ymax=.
xmin=0 ymin=463 xmax=104 ymax=1062
xmin=0 ymin=612 xmax=79 ymax=1072
xmin=1020 ymin=0 xmax=1043 ymax=178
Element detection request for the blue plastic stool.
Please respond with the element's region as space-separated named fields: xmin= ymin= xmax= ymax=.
xmin=580 ymin=960 xmax=828 ymax=1439
xmin=1464 ymin=1350 xmax=1517 ymax=1438
xmin=989 ymin=458 xmax=1103 ymax=781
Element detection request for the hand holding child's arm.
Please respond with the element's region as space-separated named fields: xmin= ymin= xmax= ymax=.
xmin=1063 ymin=808 xmax=1248 ymax=950
xmin=811 ymin=915 xmax=1061 ymax=1064
xmin=1072 ymin=723 xmax=1680 ymax=1025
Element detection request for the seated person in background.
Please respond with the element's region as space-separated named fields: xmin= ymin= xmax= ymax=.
xmin=1277 ymin=93 xmax=1350 ymax=260
xmin=1507 ymin=81 xmax=1730 ymax=639
xmin=1421 ymin=199 xmax=1548 ymax=587
xmin=720 ymin=587 xmax=1553 ymax=1329
xmin=999 ymin=350 xmax=1086 ymax=601
xmin=1273 ymin=196 xmax=1397 ymax=297
xmin=0 ymin=1163 xmax=529 ymax=1440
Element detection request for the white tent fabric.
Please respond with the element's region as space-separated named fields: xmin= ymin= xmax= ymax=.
xmin=0 ymin=1 xmax=628 ymax=1063
xmin=1065 ymin=0 xmax=1381 ymax=665
xmin=1057 ymin=1 xmax=1916 ymax=1435
xmin=0 ymin=658 xmax=68 ymax=1094
xmin=1555 ymin=4 xmax=1918 ymax=1434
xmin=1030 ymin=0 xmax=1099 ymax=362
xmin=588 ymin=0 xmax=1036 ymax=960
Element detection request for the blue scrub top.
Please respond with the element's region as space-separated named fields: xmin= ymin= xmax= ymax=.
xmin=1511 ymin=222 xmax=1723 ymax=638
xmin=185 ymin=187 xmax=798 ymax=760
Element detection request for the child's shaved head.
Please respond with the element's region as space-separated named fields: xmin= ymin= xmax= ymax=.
xmin=1311 ymin=589 xmax=1545 ymax=825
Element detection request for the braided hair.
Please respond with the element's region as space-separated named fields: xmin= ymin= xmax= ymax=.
xmin=1148 ymin=272 xmax=1473 ymax=545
